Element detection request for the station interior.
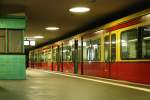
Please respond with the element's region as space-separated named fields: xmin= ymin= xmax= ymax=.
xmin=0 ymin=0 xmax=150 ymax=100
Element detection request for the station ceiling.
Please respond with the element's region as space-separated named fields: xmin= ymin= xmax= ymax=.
xmin=0 ymin=0 xmax=149 ymax=48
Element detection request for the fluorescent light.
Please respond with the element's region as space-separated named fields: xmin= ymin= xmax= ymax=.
xmin=69 ymin=40 xmax=74 ymax=46
xmin=30 ymin=40 xmax=36 ymax=46
xmin=78 ymin=41 xmax=86 ymax=46
xmin=83 ymin=42 xmax=87 ymax=46
xmin=69 ymin=7 xmax=90 ymax=13
xmin=24 ymin=40 xmax=29 ymax=46
xmin=144 ymin=37 xmax=150 ymax=40
xmin=144 ymin=28 xmax=150 ymax=31
xmin=93 ymin=44 xmax=98 ymax=48
xmin=105 ymin=42 xmax=109 ymax=44
xmin=34 ymin=36 xmax=44 ymax=39
xmin=122 ymin=43 xmax=127 ymax=47
xmin=112 ymin=41 xmax=116 ymax=44
xmin=145 ymin=14 xmax=150 ymax=18
xmin=129 ymin=39 xmax=137 ymax=42
xmin=142 ymin=14 xmax=150 ymax=21
xmin=63 ymin=50 xmax=67 ymax=53
xmin=45 ymin=27 xmax=60 ymax=31
xmin=24 ymin=37 xmax=35 ymax=40
xmin=69 ymin=41 xmax=73 ymax=46
xmin=95 ymin=30 xmax=104 ymax=34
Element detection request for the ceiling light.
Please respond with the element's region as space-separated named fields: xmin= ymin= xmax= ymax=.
xmin=34 ymin=36 xmax=44 ymax=39
xmin=45 ymin=27 xmax=60 ymax=31
xmin=95 ymin=30 xmax=105 ymax=34
xmin=24 ymin=40 xmax=29 ymax=46
xmin=69 ymin=7 xmax=90 ymax=13
xmin=144 ymin=37 xmax=150 ymax=40
xmin=30 ymin=40 xmax=36 ymax=46
xmin=24 ymin=37 xmax=35 ymax=40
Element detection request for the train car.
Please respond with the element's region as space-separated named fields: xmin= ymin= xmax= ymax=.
xmin=81 ymin=32 xmax=103 ymax=77
xmin=62 ymin=39 xmax=75 ymax=73
xmin=29 ymin=50 xmax=35 ymax=68
xmin=98 ymin=9 xmax=150 ymax=84
xmin=46 ymin=46 xmax=53 ymax=71
xmin=29 ymin=9 xmax=150 ymax=84
xmin=52 ymin=44 xmax=59 ymax=71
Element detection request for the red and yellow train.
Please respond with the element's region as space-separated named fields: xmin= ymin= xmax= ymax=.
xmin=29 ymin=9 xmax=150 ymax=84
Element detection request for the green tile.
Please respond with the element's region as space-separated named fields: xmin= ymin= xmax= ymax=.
xmin=0 ymin=55 xmax=26 ymax=79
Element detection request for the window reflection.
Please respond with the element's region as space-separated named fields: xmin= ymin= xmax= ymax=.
xmin=111 ymin=34 xmax=116 ymax=61
xmin=83 ymin=38 xmax=100 ymax=61
xmin=104 ymin=36 xmax=110 ymax=61
xmin=63 ymin=45 xmax=72 ymax=61
xmin=121 ymin=29 xmax=138 ymax=59
xmin=142 ymin=26 xmax=150 ymax=58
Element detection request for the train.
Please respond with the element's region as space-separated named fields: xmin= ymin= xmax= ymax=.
xmin=29 ymin=8 xmax=150 ymax=84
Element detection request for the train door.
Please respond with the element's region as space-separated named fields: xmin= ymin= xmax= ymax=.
xmin=104 ymin=33 xmax=116 ymax=78
xmin=63 ymin=42 xmax=74 ymax=73
xmin=60 ymin=44 xmax=63 ymax=72
xmin=47 ymin=47 xmax=52 ymax=71
xmin=52 ymin=46 xmax=57 ymax=71
xmin=54 ymin=45 xmax=61 ymax=71
xmin=56 ymin=45 xmax=62 ymax=71
xmin=73 ymin=40 xmax=78 ymax=74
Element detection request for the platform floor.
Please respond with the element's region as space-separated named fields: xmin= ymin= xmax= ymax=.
xmin=0 ymin=69 xmax=150 ymax=100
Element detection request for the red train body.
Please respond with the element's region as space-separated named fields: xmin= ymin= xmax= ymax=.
xmin=29 ymin=9 xmax=150 ymax=85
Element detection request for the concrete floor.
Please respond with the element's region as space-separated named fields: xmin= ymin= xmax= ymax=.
xmin=0 ymin=70 xmax=150 ymax=100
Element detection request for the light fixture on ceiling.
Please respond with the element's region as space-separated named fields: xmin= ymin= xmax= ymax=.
xmin=45 ymin=27 xmax=60 ymax=31
xmin=33 ymin=36 xmax=44 ymax=39
xmin=24 ymin=37 xmax=35 ymax=40
xmin=95 ymin=30 xmax=105 ymax=34
xmin=30 ymin=40 xmax=36 ymax=46
xmin=69 ymin=7 xmax=90 ymax=13
xmin=24 ymin=40 xmax=30 ymax=46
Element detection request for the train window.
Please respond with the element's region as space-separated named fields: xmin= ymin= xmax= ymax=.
xmin=78 ymin=40 xmax=82 ymax=62
xmin=63 ymin=46 xmax=66 ymax=61
xmin=56 ymin=47 xmax=61 ymax=62
xmin=47 ymin=48 xmax=52 ymax=61
xmin=63 ymin=45 xmax=72 ymax=61
xmin=104 ymin=36 xmax=110 ymax=61
xmin=7 ymin=30 xmax=23 ymax=53
xmin=33 ymin=52 xmax=36 ymax=62
xmin=83 ymin=38 xmax=101 ymax=61
xmin=111 ymin=34 xmax=116 ymax=61
xmin=87 ymin=41 xmax=91 ymax=61
xmin=121 ymin=29 xmax=138 ymax=59
xmin=48 ymin=52 xmax=52 ymax=61
xmin=44 ymin=50 xmax=48 ymax=62
xmin=40 ymin=52 xmax=43 ymax=62
xmin=37 ymin=52 xmax=39 ymax=63
xmin=36 ymin=52 xmax=39 ymax=63
xmin=67 ymin=46 xmax=72 ymax=61
xmin=30 ymin=52 xmax=35 ymax=68
xmin=0 ymin=30 xmax=5 ymax=53
xmin=83 ymin=40 xmax=89 ymax=61
xmin=29 ymin=52 xmax=34 ymax=62
xmin=142 ymin=26 xmax=150 ymax=59
xmin=59 ymin=47 xmax=63 ymax=62
xmin=43 ymin=51 xmax=46 ymax=62
xmin=39 ymin=52 xmax=43 ymax=62
xmin=52 ymin=48 xmax=57 ymax=62
xmin=91 ymin=39 xmax=101 ymax=61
